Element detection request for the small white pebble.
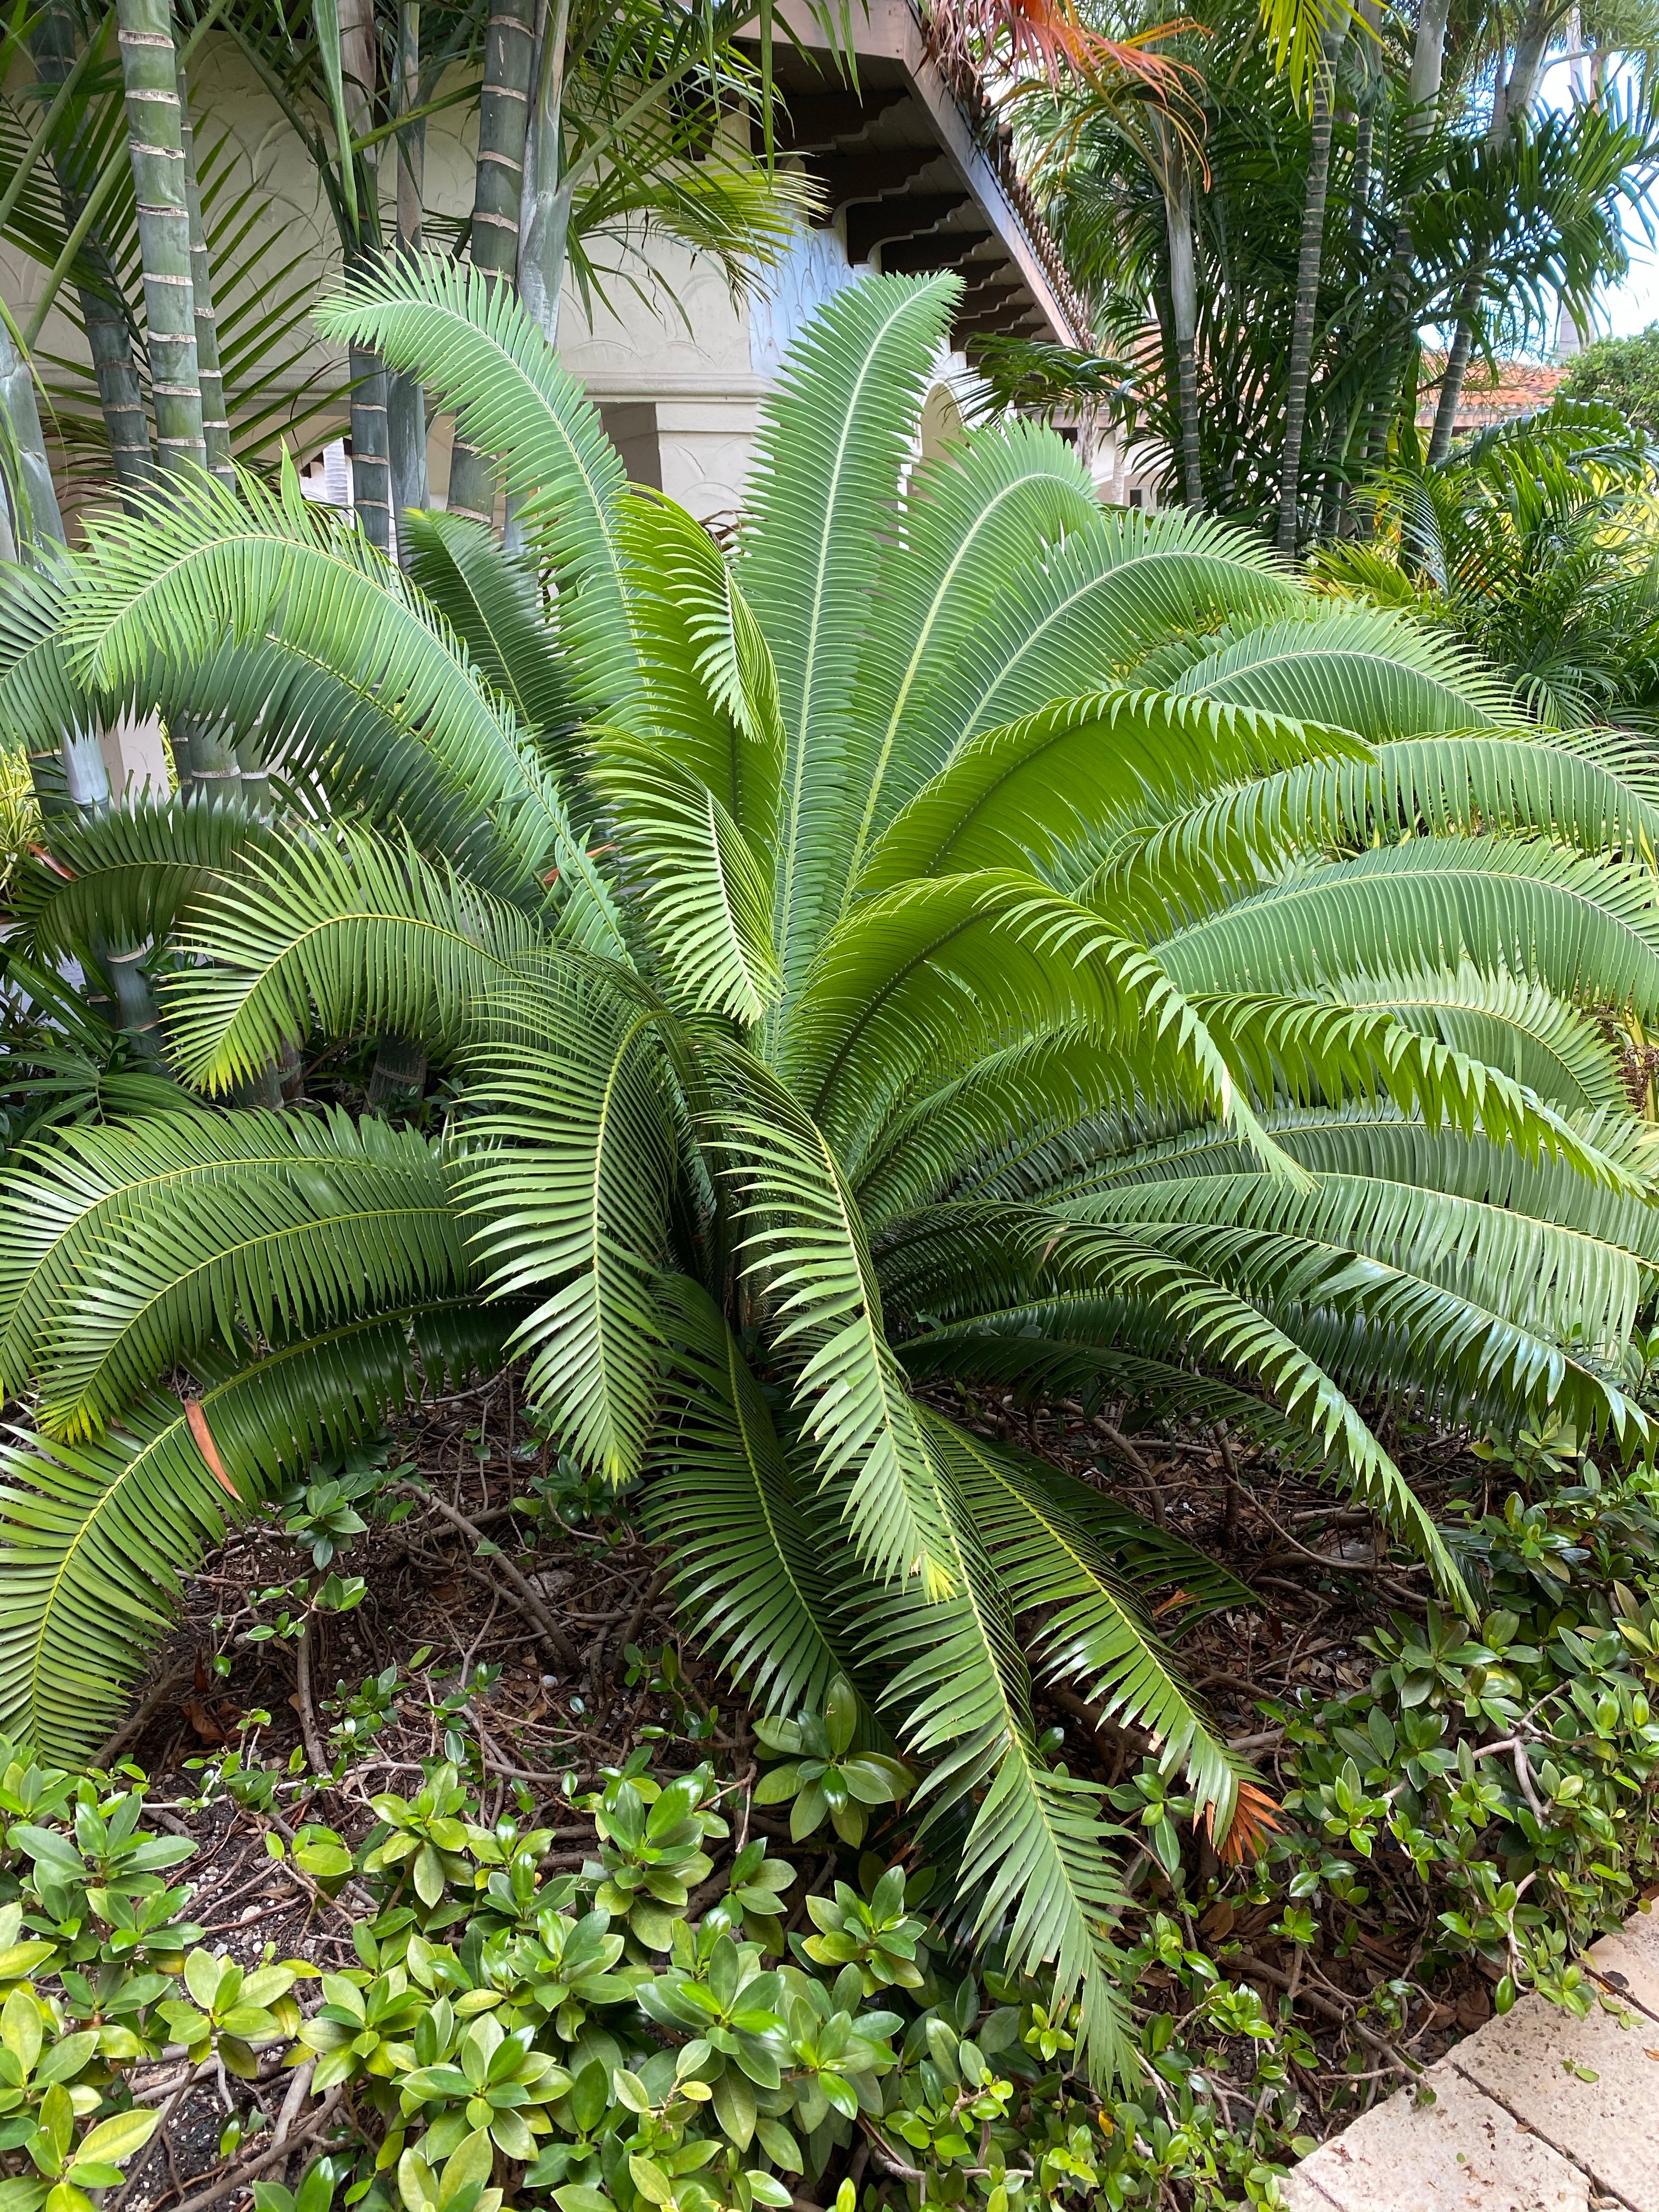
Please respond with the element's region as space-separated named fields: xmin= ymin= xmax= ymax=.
xmin=541 ymin=1673 xmax=558 ymax=1686
xmin=240 ymin=1905 xmax=261 ymax=1922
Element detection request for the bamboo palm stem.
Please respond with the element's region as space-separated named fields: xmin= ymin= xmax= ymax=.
xmin=176 ymin=58 xmax=233 ymax=483
xmin=1276 ymin=25 xmax=1348 ymax=560
xmin=115 ymin=0 xmax=204 ymax=473
xmin=448 ymin=0 xmax=534 ymax=525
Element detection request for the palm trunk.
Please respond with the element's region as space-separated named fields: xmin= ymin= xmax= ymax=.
xmin=1162 ymin=133 xmax=1203 ymax=511
xmin=1428 ymin=0 xmax=1553 ymax=462
xmin=28 ymin=2 xmax=155 ymax=498
xmin=387 ymin=0 xmax=428 ymax=559
xmin=517 ymin=0 xmax=572 ymax=342
xmin=1358 ymin=0 xmax=1452 ymax=484
xmin=0 ymin=314 xmax=164 ymax=1058
xmin=1277 ymin=25 xmax=1348 ymax=558
xmin=448 ymin=0 xmax=535 ymax=524
xmin=176 ymin=58 xmax=233 ymax=483
xmin=334 ymin=0 xmax=392 ymax=554
xmin=115 ymin=0 xmax=204 ymax=473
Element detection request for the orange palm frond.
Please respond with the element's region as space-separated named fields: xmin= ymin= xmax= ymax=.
xmin=1206 ymin=1777 xmax=1283 ymax=1865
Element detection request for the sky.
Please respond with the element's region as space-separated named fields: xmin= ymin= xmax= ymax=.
xmin=1539 ymin=50 xmax=1659 ymax=342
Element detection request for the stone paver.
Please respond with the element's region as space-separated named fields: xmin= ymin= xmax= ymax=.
xmin=1280 ymin=2061 xmax=1590 ymax=2211
xmin=1451 ymin=1990 xmax=1659 ymax=2211
xmin=1282 ymin=1901 xmax=1659 ymax=2210
xmin=1585 ymin=1900 xmax=1659 ymax=2022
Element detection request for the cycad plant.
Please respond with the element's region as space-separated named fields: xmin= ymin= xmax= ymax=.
xmin=5 ymin=262 xmax=1659 ymax=2081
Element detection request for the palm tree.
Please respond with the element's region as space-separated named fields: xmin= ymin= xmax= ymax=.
xmin=5 ymin=263 xmax=1659 ymax=2082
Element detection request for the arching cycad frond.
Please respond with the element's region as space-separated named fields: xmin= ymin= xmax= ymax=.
xmin=838 ymin=419 xmax=1102 ymax=889
xmin=645 ymin=1277 xmax=847 ymax=1714
xmin=1158 ymin=837 xmax=1659 ymax=1022
xmin=163 ymin=828 xmax=554 ymax=1093
xmin=0 ymin=1300 xmax=501 ymax=1761
xmin=11 ymin=792 xmax=279 ymax=965
xmin=740 ymin=273 xmax=959 ymax=1000
xmin=591 ymin=733 xmax=781 ymax=1024
xmin=0 ymin=1107 xmax=469 ymax=1440
xmin=400 ymin=510 xmax=580 ymax=768
xmin=313 ymin=256 xmax=639 ymax=718
xmin=1167 ymin=604 xmax=1516 ymax=735
xmin=860 ymin=1412 xmax=1138 ymax=2085
xmin=461 ymin=979 xmax=678 ymax=1486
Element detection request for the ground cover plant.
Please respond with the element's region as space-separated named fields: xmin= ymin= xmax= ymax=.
xmin=3 ymin=1383 xmax=1658 ymax=2212
xmin=8 ymin=264 xmax=1659 ymax=2103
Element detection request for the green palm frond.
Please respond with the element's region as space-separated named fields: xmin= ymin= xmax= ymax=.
xmin=0 ymin=1106 xmax=469 ymax=1439
xmin=1167 ymin=605 xmax=1517 ymax=735
xmin=400 ymin=510 xmax=580 ymax=767
xmin=837 ymin=419 xmax=1102 ymax=890
xmin=645 ymin=1276 xmax=847 ymax=1713
xmin=0 ymin=1299 xmax=500 ymax=1760
xmin=1158 ymin=837 xmax=1659 ymax=1022
xmin=591 ymin=732 xmax=781 ymax=1024
xmin=860 ymin=1411 xmax=1137 ymax=2086
xmin=854 ymin=689 xmax=1365 ymax=898
xmin=460 ymin=980 xmax=678 ymax=1485
xmin=617 ymin=490 xmax=783 ymax=857
xmin=64 ymin=460 xmax=581 ymax=890
xmin=708 ymin=1046 xmax=953 ymax=1599
xmin=946 ymin=1426 xmax=1250 ymax=1826
xmin=883 ymin=507 xmax=1293 ymax=803
xmin=163 ymin=828 xmax=553 ymax=1094
xmin=739 ymin=272 xmax=958 ymax=1001
xmin=887 ymin=1204 xmax=1462 ymax=1591
xmin=10 ymin=791 xmax=278 ymax=964
xmin=312 ymin=256 xmax=639 ymax=718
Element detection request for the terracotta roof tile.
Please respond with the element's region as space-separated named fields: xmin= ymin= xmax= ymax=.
xmin=1415 ymin=353 xmax=1566 ymax=429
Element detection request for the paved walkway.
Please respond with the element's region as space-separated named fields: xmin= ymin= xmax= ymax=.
xmin=1283 ymin=1904 xmax=1659 ymax=2211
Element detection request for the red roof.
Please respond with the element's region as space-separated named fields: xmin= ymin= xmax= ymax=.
xmin=1415 ymin=354 xmax=1566 ymax=432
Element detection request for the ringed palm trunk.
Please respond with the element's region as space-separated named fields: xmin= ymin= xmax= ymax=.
xmin=1428 ymin=0 xmax=1554 ymax=463
xmin=517 ymin=0 xmax=573 ymax=343
xmin=0 ymin=318 xmax=162 ymax=1058
xmin=176 ymin=59 xmax=233 ymax=483
xmin=28 ymin=2 xmax=155 ymax=498
xmin=1276 ymin=25 xmax=1348 ymax=558
xmin=1160 ymin=128 xmax=1203 ymax=511
xmin=114 ymin=0 xmax=205 ymax=473
xmin=1361 ymin=0 xmax=1451 ymax=480
xmin=387 ymin=0 xmax=430 ymax=559
xmin=339 ymin=0 xmax=392 ymax=555
xmin=447 ymin=0 xmax=535 ymax=524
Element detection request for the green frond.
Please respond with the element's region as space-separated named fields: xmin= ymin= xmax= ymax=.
xmin=163 ymin=827 xmax=552 ymax=1094
xmin=12 ymin=792 xmax=279 ymax=965
xmin=400 ymin=509 xmax=579 ymax=766
xmin=739 ymin=272 xmax=959 ymax=1003
xmin=0 ymin=1107 xmax=469 ymax=1440
xmin=858 ymin=1411 xmax=1137 ymax=2086
xmin=645 ymin=1276 xmax=847 ymax=1712
xmin=0 ymin=550 xmax=103 ymax=783
xmin=616 ymin=490 xmax=784 ymax=858
xmin=945 ymin=1427 xmax=1248 ymax=1830
xmin=837 ymin=419 xmax=1102 ymax=892
xmin=787 ymin=874 xmax=1307 ymax=1188
xmin=460 ymin=980 xmax=678 ymax=1485
xmin=707 ymin=1045 xmax=953 ymax=1598
xmin=64 ymin=461 xmax=580 ymax=892
xmin=590 ymin=732 xmax=781 ymax=1025
xmin=854 ymin=689 xmax=1366 ymax=897
xmin=0 ymin=1299 xmax=500 ymax=1761
xmin=1158 ymin=837 xmax=1659 ymax=1024
xmin=312 ymin=255 xmax=639 ymax=718
xmin=1168 ymin=604 xmax=1516 ymax=735
xmin=883 ymin=505 xmax=1294 ymax=805
xmin=885 ymin=1205 xmax=1463 ymax=1593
